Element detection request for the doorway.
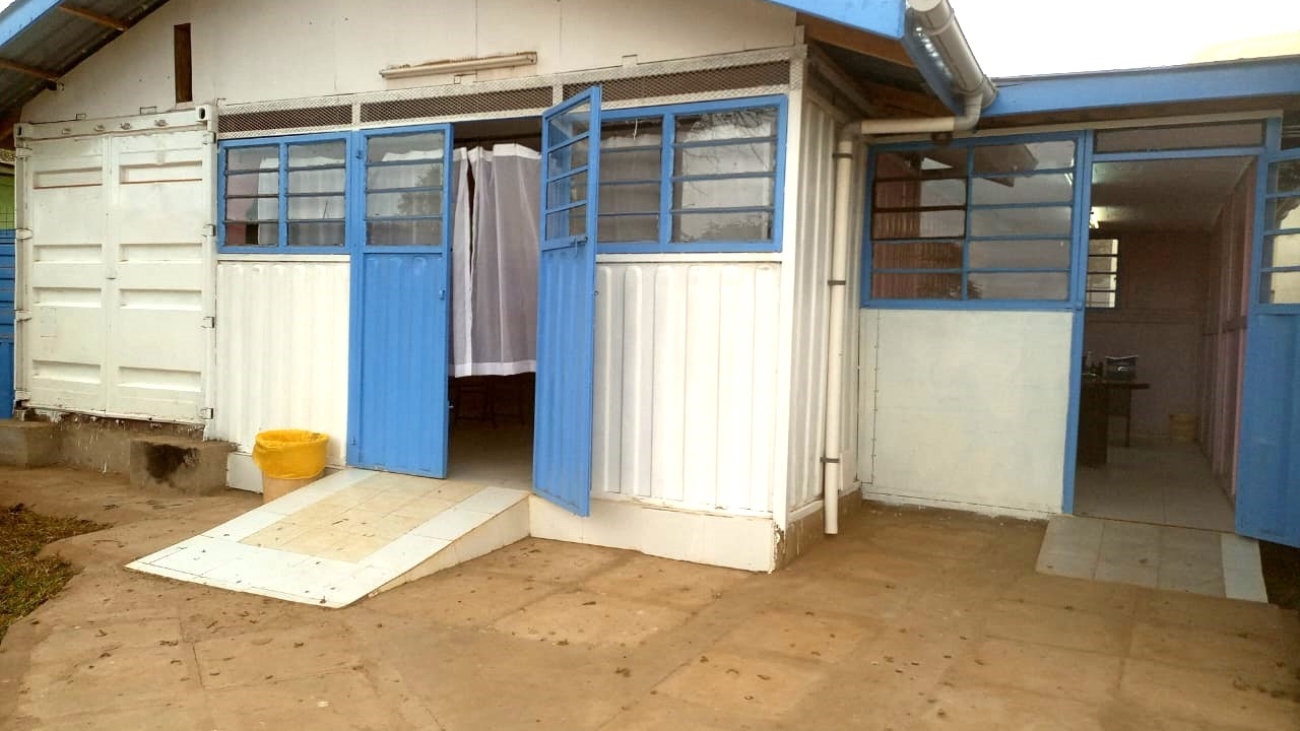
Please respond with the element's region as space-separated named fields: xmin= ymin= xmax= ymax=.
xmin=1073 ymin=143 xmax=1258 ymax=532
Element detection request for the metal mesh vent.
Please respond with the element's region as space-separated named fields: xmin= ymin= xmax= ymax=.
xmin=360 ymin=87 xmax=554 ymax=123
xmin=218 ymin=105 xmax=352 ymax=134
xmin=564 ymin=62 xmax=790 ymax=102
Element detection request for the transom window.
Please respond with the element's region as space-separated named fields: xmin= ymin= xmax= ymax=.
xmin=597 ymin=97 xmax=786 ymax=253
xmin=867 ymin=138 xmax=1079 ymax=303
xmin=1087 ymin=238 xmax=1120 ymax=308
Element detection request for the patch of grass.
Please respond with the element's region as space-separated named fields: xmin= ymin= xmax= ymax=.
xmin=0 ymin=504 xmax=106 ymax=640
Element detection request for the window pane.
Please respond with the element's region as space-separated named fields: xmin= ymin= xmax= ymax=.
xmin=368 ymin=163 xmax=443 ymax=191
xmin=970 ymin=239 xmax=1071 ymax=269
xmin=224 ymin=223 xmax=278 ymax=247
xmin=226 ymin=172 xmax=279 ymax=196
xmin=546 ymin=206 xmax=587 ymax=239
xmin=598 ymin=215 xmax=658 ymax=243
xmin=367 ymin=218 xmax=442 ymax=246
xmin=367 ymin=190 xmax=443 ymax=218
xmin=1265 ymin=233 xmax=1300 ymax=268
xmin=874 ymin=178 xmax=965 ymax=208
xmin=675 ymin=107 xmax=777 ymax=144
xmin=971 ymin=173 xmax=1073 ymax=205
xmin=1088 ymin=256 xmax=1119 ymax=274
xmin=1087 ymin=273 xmax=1117 ymax=291
xmin=225 ymin=197 xmax=278 ymax=222
xmin=288 ymin=195 xmax=345 ymax=220
xmin=600 ymin=183 xmax=659 ymax=215
xmin=672 ymin=210 xmax=772 ymax=242
xmin=674 ymin=177 xmax=773 ymax=210
xmin=601 ymin=116 xmax=663 ymax=147
xmin=288 ymin=168 xmax=345 ymax=194
xmin=1262 ymin=271 xmax=1300 ymax=304
xmin=547 ymin=171 xmax=587 ymax=208
xmin=969 ymin=272 xmax=1069 ymax=300
xmin=548 ymin=139 xmax=589 ymax=175
xmin=548 ymin=102 xmax=591 ymax=142
xmin=289 ymin=222 xmax=344 ymax=247
xmin=368 ymin=132 xmax=445 ymax=163
xmin=1089 ymin=238 xmax=1119 ymax=255
xmin=601 ymin=148 xmax=662 ymax=183
xmin=675 ymin=141 xmax=776 ymax=177
xmin=873 ymin=241 xmax=962 ymax=270
xmin=872 ymin=272 xmax=962 ymax=299
xmin=1266 ymin=196 xmax=1300 ymax=230
xmin=1087 ymin=292 xmax=1117 ymax=308
xmin=873 ymin=209 xmax=964 ymax=239
xmin=1269 ymin=160 xmax=1300 ymax=193
xmin=1097 ymin=122 xmax=1264 ymax=153
xmin=227 ymin=146 xmax=278 ymax=172
xmin=973 ymin=141 xmax=1075 ymax=174
xmin=876 ymin=148 xmax=968 ymax=179
xmin=969 ymin=206 xmax=1072 ymax=237
xmin=289 ymin=141 xmax=345 ymax=168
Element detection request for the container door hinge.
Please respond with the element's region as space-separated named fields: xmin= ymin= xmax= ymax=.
xmin=200 ymin=407 xmax=215 ymax=419
xmin=201 ymin=316 xmax=215 ymax=329
xmin=202 ymin=224 xmax=216 ymax=238
xmin=14 ymin=228 xmax=33 ymax=241
xmin=13 ymin=146 xmax=31 ymax=159
xmin=14 ymin=310 xmax=32 ymax=322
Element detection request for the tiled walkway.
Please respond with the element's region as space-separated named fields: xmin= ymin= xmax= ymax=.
xmin=1037 ymin=514 xmax=1268 ymax=602
xmin=1075 ymin=442 xmax=1235 ymax=532
xmin=127 ymin=469 xmax=528 ymax=607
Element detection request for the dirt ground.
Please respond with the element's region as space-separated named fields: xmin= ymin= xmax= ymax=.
xmin=0 ymin=466 xmax=1297 ymax=731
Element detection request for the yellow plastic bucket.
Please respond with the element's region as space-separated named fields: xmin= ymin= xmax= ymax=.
xmin=252 ymin=429 xmax=328 ymax=480
xmin=1169 ymin=413 xmax=1197 ymax=443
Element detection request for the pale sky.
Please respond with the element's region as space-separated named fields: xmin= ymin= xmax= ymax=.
xmin=952 ymin=0 xmax=1300 ymax=77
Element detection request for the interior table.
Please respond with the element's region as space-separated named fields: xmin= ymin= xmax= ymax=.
xmin=1077 ymin=379 xmax=1150 ymax=467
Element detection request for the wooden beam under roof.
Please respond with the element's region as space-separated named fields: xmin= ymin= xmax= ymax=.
xmin=0 ymin=57 xmax=59 ymax=83
xmin=797 ymin=13 xmax=914 ymax=68
xmin=59 ymin=3 xmax=132 ymax=32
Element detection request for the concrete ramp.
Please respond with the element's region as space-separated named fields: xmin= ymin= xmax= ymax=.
xmin=127 ymin=469 xmax=529 ymax=607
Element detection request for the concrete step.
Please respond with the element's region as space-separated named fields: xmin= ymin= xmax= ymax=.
xmin=126 ymin=469 xmax=530 ymax=608
xmin=0 ymin=419 xmax=60 ymax=468
xmin=129 ymin=435 xmax=234 ymax=495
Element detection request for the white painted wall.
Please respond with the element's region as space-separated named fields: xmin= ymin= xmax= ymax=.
xmin=593 ymin=261 xmax=781 ymax=515
xmin=858 ymin=309 xmax=1074 ymax=516
xmin=209 ymin=261 xmax=351 ymax=466
xmin=26 ymin=0 xmax=796 ymax=122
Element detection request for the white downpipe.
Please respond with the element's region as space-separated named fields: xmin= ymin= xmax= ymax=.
xmin=820 ymin=0 xmax=994 ymax=536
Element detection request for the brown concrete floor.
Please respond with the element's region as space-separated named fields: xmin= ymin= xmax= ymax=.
xmin=0 ymin=467 xmax=1297 ymax=731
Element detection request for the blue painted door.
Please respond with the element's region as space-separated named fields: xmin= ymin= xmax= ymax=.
xmin=0 ymin=229 xmax=13 ymax=419
xmin=534 ymin=89 xmax=602 ymax=516
xmin=1237 ymin=148 xmax=1300 ymax=547
xmin=348 ymin=126 xmax=453 ymax=478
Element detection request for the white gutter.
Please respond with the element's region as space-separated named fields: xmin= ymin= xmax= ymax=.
xmin=821 ymin=0 xmax=994 ymax=535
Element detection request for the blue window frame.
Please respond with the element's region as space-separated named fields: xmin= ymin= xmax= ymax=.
xmin=863 ymin=132 xmax=1089 ymax=309
xmin=596 ymin=95 xmax=787 ymax=254
xmin=218 ymin=132 xmax=352 ymax=254
xmin=1259 ymin=156 xmax=1300 ymax=306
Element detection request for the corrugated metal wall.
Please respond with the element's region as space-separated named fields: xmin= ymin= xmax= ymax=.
xmin=592 ymin=261 xmax=780 ymax=514
xmin=210 ymin=261 xmax=350 ymax=464
xmin=785 ymin=95 xmax=861 ymax=512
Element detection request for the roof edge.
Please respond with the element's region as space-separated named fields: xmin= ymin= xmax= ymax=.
xmin=0 ymin=0 xmax=62 ymax=47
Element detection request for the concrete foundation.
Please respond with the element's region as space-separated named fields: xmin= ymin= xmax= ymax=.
xmin=48 ymin=414 xmax=203 ymax=475
xmin=0 ymin=420 xmax=61 ymax=468
xmin=128 ymin=435 xmax=233 ymax=495
xmin=774 ymin=488 xmax=866 ymax=569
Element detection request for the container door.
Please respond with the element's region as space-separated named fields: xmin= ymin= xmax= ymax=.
xmin=1237 ymin=148 xmax=1300 ymax=547
xmin=0 ymin=229 xmax=13 ymax=419
xmin=534 ymin=88 xmax=602 ymax=516
xmin=348 ymin=126 xmax=453 ymax=478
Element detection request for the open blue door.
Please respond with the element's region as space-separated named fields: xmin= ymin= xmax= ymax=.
xmin=1237 ymin=147 xmax=1300 ymax=547
xmin=534 ymin=88 xmax=602 ymax=516
xmin=348 ymin=125 xmax=453 ymax=478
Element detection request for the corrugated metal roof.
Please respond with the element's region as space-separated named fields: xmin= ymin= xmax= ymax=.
xmin=0 ymin=0 xmax=171 ymax=133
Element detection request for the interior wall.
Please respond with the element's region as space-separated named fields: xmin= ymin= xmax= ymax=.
xmin=24 ymin=0 xmax=796 ymax=122
xmin=859 ymin=309 xmax=1074 ymax=516
xmin=1200 ymin=163 xmax=1255 ymax=496
xmin=1084 ymin=230 xmax=1209 ymax=439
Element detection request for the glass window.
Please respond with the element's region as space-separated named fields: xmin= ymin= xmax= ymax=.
xmin=596 ymin=98 xmax=784 ymax=251
xmin=220 ymin=136 xmax=349 ymax=252
xmin=869 ymin=137 xmax=1079 ymax=303
xmin=1095 ymin=122 xmax=1265 ymax=153
xmin=1087 ymin=238 xmax=1120 ymax=309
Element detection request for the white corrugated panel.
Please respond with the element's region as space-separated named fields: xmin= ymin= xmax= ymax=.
xmin=19 ymin=120 xmax=212 ymax=423
xmin=593 ymin=262 xmax=780 ymax=515
xmin=210 ymin=261 xmax=350 ymax=465
xmin=785 ymin=96 xmax=838 ymax=511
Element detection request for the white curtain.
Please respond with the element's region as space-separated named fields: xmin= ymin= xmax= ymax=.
xmin=450 ymin=143 xmax=541 ymax=377
xmin=450 ymin=150 xmax=472 ymax=375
